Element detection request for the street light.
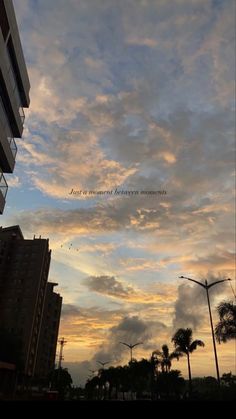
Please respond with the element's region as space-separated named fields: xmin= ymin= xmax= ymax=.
xmin=96 ymin=361 xmax=110 ymax=368
xmin=119 ymin=341 xmax=143 ymax=363
xmin=89 ymin=369 xmax=97 ymax=375
xmin=179 ymin=275 xmax=232 ymax=384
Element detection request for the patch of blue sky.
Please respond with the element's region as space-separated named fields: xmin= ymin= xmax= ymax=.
xmin=50 ymin=258 xmax=81 ymax=281
xmin=4 ymin=186 xmax=51 ymax=211
xmin=211 ymin=0 xmax=231 ymax=10
xmin=72 ymin=287 xmax=123 ymax=310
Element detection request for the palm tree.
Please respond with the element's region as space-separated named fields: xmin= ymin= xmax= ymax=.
xmin=152 ymin=344 xmax=182 ymax=373
xmin=215 ymin=301 xmax=236 ymax=343
xmin=172 ymin=328 xmax=204 ymax=393
xmin=156 ymin=369 xmax=185 ymax=399
xmin=129 ymin=359 xmax=153 ymax=397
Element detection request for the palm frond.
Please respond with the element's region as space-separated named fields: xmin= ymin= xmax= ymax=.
xmin=215 ymin=320 xmax=236 ymax=343
xmin=162 ymin=344 xmax=169 ymax=358
xmin=169 ymin=351 xmax=183 ymax=361
xmin=173 ymin=345 xmax=187 ymax=355
xmin=215 ymin=301 xmax=236 ymax=343
xmin=152 ymin=349 xmax=162 ymax=357
xmin=217 ymin=301 xmax=236 ymax=319
xmin=172 ymin=328 xmax=193 ymax=350
xmin=189 ymin=339 xmax=205 ymax=352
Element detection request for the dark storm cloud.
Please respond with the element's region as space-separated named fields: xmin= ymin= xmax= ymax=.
xmin=93 ymin=315 xmax=166 ymax=363
xmin=173 ymin=273 xmax=232 ymax=331
xmin=83 ymin=275 xmax=134 ymax=299
xmin=61 ymin=304 xmax=83 ymax=319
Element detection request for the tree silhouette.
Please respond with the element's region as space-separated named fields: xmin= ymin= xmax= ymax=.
xmin=215 ymin=301 xmax=236 ymax=343
xmin=152 ymin=344 xmax=182 ymax=373
xmin=49 ymin=367 xmax=72 ymax=399
xmin=128 ymin=359 xmax=153 ymax=398
xmin=85 ymin=375 xmax=100 ymax=400
xmin=98 ymin=367 xmax=114 ymax=399
xmin=172 ymin=328 xmax=204 ymax=394
xmin=156 ymin=370 xmax=185 ymax=399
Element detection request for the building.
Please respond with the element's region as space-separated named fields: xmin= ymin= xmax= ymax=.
xmin=35 ymin=282 xmax=62 ymax=379
xmin=0 ymin=226 xmax=62 ymax=380
xmin=0 ymin=361 xmax=16 ymax=400
xmin=0 ymin=0 xmax=30 ymax=214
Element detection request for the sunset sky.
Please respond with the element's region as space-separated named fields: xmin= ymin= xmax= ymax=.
xmin=1 ymin=0 xmax=235 ymax=385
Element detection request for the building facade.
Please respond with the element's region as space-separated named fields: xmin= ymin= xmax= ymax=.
xmin=35 ymin=282 xmax=62 ymax=379
xmin=0 ymin=0 xmax=30 ymax=213
xmin=0 ymin=226 xmax=62 ymax=379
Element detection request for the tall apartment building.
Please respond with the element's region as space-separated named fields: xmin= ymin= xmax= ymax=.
xmin=35 ymin=282 xmax=62 ymax=379
xmin=0 ymin=226 xmax=62 ymax=379
xmin=0 ymin=0 xmax=30 ymax=214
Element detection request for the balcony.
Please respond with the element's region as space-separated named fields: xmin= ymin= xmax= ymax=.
xmin=0 ymin=95 xmax=17 ymax=172
xmin=0 ymin=169 xmax=8 ymax=214
xmin=5 ymin=46 xmax=25 ymax=124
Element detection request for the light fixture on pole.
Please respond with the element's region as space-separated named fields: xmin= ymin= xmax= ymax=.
xmin=179 ymin=276 xmax=232 ymax=384
xmin=96 ymin=360 xmax=110 ymax=369
xmin=89 ymin=369 xmax=97 ymax=375
xmin=119 ymin=341 xmax=143 ymax=363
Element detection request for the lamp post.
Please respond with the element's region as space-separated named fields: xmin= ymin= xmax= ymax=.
xmin=179 ymin=276 xmax=232 ymax=384
xmin=89 ymin=369 xmax=97 ymax=375
xmin=119 ymin=342 xmax=143 ymax=363
xmin=97 ymin=361 xmax=110 ymax=369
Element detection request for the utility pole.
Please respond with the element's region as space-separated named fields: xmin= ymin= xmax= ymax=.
xmin=58 ymin=337 xmax=67 ymax=369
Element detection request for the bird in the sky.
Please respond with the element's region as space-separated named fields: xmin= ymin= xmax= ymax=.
xmin=60 ymin=243 xmax=79 ymax=251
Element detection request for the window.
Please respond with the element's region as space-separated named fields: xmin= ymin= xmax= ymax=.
xmin=0 ymin=70 xmax=18 ymax=135
xmin=7 ymin=36 xmax=26 ymax=108
xmin=0 ymin=0 xmax=10 ymax=41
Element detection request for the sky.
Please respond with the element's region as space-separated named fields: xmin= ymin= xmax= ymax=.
xmin=1 ymin=0 xmax=235 ymax=386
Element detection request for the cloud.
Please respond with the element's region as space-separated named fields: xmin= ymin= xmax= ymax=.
xmin=62 ymin=314 xmax=167 ymax=386
xmin=5 ymin=176 xmax=21 ymax=189
xmin=84 ymin=275 xmax=134 ymax=299
xmin=126 ymin=37 xmax=159 ymax=48
xmin=59 ymin=305 xmax=126 ymax=352
xmin=12 ymin=0 xmax=234 ymax=206
xmin=78 ymin=242 xmax=118 ymax=255
xmin=61 ymin=304 xmax=83 ymax=319
xmin=8 ymin=0 xmax=235 ymax=380
xmin=110 ymin=316 xmax=152 ymax=344
xmin=119 ymin=258 xmax=163 ymax=272
xmin=92 ymin=315 xmax=167 ymax=365
xmin=63 ymin=360 xmax=96 ymax=387
xmin=173 ymin=273 xmax=233 ymax=331
xmin=83 ymin=275 xmax=176 ymax=305
xmin=182 ymin=251 xmax=235 ymax=274
xmin=83 ymin=276 xmax=175 ymax=306
xmin=18 ymin=125 xmax=138 ymax=199
xmin=58 ymin=306 xmax=168 ymax=386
